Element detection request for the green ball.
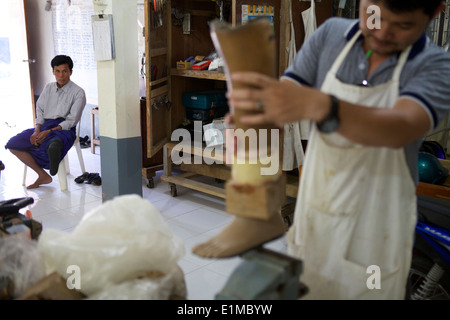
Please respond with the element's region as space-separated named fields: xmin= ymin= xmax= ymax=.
xmin=417 ymin=152 xmax=449 ymax=185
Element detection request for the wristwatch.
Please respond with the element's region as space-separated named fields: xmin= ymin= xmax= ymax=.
xmin=317 ymin=94 xmax=340 ymax=133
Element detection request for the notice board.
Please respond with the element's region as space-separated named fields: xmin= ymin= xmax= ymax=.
xmin=91 ymin=14 xmax=115 ymax=61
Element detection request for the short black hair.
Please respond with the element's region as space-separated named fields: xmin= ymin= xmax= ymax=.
xmin=372 ymin=0 xmax=444 ymax=17
xmin=51 ymin=55 xmax=73 ymax=70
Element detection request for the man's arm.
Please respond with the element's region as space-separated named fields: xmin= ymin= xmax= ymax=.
xmin=336 ymin=96 xmax=431 ymax=148
xmin=227 ymin=73 xmax=432 ymax=149
xmin=31 ymin=90 xmax=47 ymax=145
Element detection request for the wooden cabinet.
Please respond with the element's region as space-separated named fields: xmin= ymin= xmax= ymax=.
xmin=143 ymin=0 xmax=228 ymax=158
xmin=143 ymin=0 xmax=291 ymax=194
xmin=143 ymin=0 xmax=284 ymax=160
xmin=142 ymin=0 xmax=335 ymax=161
xmin=142 ymin=0 xmax=334 ymax=200
xmin=143 ymin=0 xmax=173 ymax=160
xmin=140 ymin=97 xmax=164 ymax=188
xmin=143 ymin=0 xmax=229 ymax=190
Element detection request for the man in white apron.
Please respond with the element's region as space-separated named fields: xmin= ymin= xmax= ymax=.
xmin=227 ymin=0 xmax=450 ymax=299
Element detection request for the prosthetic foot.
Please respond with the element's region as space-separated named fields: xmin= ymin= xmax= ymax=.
xmin=48 ymin=138 xmax=63 ymax=176
xmin=192 ymin=19 xmax=285 ymax=259
xmin=193 ymin=213 xmax=285 ymax=258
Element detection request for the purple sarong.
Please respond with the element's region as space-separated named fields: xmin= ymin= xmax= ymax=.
xmin=5 ymin=118 xmax=76 ymax=170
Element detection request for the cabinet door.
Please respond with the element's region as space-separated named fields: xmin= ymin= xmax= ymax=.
xmin=144 ymin=0 xmax=172 ymax=158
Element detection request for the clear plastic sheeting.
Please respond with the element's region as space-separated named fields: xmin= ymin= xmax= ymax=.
xmin=0 ymin=233 xmax=46 ymax=298
xmin=87 ymin=266 xmax=186 ymax=300
xmin=37 ymin=194 xmax=186 ymax=297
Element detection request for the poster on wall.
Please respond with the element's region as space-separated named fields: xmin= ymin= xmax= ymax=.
xmin=52 ymin=0 xmax=98 ymax=104
xmin=241 ymin=5 xmax=274 ymax=26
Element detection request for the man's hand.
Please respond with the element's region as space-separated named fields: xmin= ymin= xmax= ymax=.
xmin=227 ymin=72 xmax=329 ymax=127
xmin=30 ymin=130 xmax=51 ymax=146
xmin=30 ymin=131 xmax=39 ymax=146
xmin=36 ymin=130 xmax=51 ymax=145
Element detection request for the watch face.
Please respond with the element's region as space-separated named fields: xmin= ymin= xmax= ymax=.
xmin=317 ymin=95 xmax=340 ymax=133
xmin=318 ymin=118 xmax=339 ymax=133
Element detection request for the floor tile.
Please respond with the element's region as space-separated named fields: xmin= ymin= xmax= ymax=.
xmin=151 ymin=196 xmax=205 ymax=220
xmin=167 ymin=207 xmax=232 ymax=237
xmin=35 ymin=209 xmax=86 ymax=231
xmin=184 ymin=268 xmax=228 ymax=300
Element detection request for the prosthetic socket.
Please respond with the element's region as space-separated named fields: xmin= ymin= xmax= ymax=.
xmin=192 ymin=19 xmax=286 ymax=258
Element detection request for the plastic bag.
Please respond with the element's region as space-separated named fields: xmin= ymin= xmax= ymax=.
xmin=87 ymin=266 xmax=186 ymax=300
xmin=37 ymin=194 xmax=185 ymax=297
xmin=0 ymin=233 xmax=46 ymax=298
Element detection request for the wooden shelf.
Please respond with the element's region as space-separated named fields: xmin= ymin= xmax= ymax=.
xmin=161 ymin=141 xmax=299 ymax=199
xmin=149 ymin=77 xmax=169 ymax=87
xmin=171 ymin=7 xmax=217 ymax=17
xmin=171 ymin=68 xmax=226 ymax=81
xmin=163 ymin=172 xmax=227 ymax=199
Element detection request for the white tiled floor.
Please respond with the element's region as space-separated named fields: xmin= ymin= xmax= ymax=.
xmin=0 ymin=124 xmax=288 ymax=300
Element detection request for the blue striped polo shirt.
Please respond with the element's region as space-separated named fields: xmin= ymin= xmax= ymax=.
xmin=282 ymin=17 xmax=450 ymax=184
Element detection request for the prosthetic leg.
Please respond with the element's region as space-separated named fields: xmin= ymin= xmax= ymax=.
xmin=192 ymin=19 xmax=286 ymax=259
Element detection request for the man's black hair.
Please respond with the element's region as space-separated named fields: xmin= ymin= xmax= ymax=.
xmin=51 ymin=55 xmax=73 ymax=70
xmin=372 ymin=0 xmax=444 ymax=17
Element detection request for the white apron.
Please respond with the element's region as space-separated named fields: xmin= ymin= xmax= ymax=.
xmin=287 ymin=30 xmax=417 ymax=299
xmin=282 ymin=0 xmax=306 ymax=171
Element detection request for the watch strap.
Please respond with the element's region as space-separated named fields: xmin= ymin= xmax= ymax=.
xmin=317 ymin=94 xmax=340 ymax=133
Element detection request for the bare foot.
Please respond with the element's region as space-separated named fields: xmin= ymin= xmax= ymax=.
xmin=27 ymin=174 xmax=52 ymax=189
xmin=192 ymin=213 xmax=285 ymax=259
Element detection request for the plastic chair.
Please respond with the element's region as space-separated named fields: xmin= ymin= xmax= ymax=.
xmin=22 ymin=121 xmax=86 ymax=191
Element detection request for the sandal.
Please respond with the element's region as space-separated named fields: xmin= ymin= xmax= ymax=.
xmin=75 ymin=172 xmax=90 ymax=184
xmin=85 ymin=173 xmax=101 ymax=185
xmin=92 ymin=176 xmax=102 ymax=186
xmin=79 ymin=136 xmax=91 ymax=149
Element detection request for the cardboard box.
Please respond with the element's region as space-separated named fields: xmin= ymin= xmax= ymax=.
xmin=192 ymin=60 xmax=211 ymax=71
xmin=176 ymin=61 xmax=191 ymax=70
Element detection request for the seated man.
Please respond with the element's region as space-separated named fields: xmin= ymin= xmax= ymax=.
xmin=5 ymin=55 xmax=86 ymax=189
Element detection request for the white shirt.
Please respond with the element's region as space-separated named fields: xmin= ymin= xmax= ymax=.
xmin=35 ymin=80 xmax=86 ymax=131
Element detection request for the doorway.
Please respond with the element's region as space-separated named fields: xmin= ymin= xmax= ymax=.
xmin=0 ymin=0 xmax=34 ymax=139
